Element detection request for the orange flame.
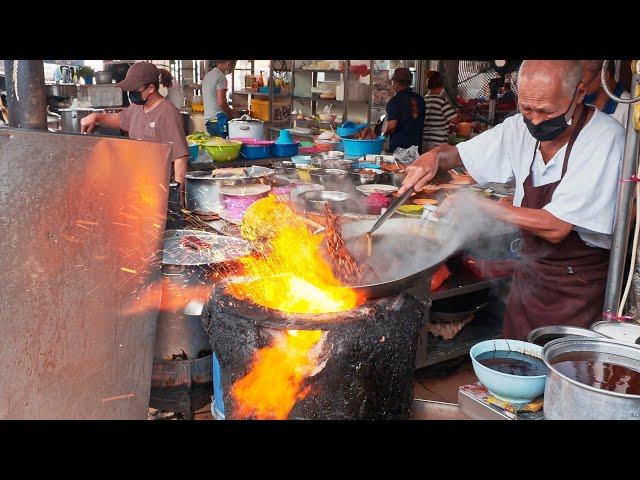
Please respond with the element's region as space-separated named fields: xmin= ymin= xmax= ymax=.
xmin=228 ymin=196 xmax=364 ymax=314
xmin=227 ymin=197 xmax=363 ymax=419
xmin=231 ymin=329 xmax=323 ymax=419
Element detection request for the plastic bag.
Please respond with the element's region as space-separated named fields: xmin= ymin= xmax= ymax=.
xmin=194 ymin=146 xmax=214 ymax=164
xmin=393 ymin=145 xmax=420 ymax=163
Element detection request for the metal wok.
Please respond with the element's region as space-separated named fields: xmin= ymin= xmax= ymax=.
xmin=320 ymin=218 xmax=455 ymax=299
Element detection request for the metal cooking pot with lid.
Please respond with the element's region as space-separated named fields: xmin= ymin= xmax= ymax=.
xmin=590 ymin=321 xmax=640 ymax=345
xmin=542 ymin=337 xmax=640 ymax=420
xmin=527 ymin=325 xmax=604 ymax=347
xmin=228 ymin=114 xmax=265 ymax=140
xmin=155 ymin=229 xmax=252 ymax=361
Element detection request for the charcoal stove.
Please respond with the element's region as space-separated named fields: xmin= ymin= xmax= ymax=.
xmin=201 ymin=281 xmax=425 ymax=420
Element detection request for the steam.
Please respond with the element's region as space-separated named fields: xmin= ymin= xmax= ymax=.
xmin=331 ymin=188 xmax=520 ymax=287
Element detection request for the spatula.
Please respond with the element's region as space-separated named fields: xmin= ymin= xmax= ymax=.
xmin=362 ymin=186 xmax=415 ymax=257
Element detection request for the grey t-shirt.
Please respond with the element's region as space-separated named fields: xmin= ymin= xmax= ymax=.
xmin=202 ymin=67 xmax=228 ymax=123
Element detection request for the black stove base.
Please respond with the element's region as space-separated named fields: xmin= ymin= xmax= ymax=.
xmin=149 ymin=355 xmax=213 ymax=420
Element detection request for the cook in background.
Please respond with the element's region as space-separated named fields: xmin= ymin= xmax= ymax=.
xmin=202 ymin=60 xmax=238 ymax=137
xmin=400 ymin=60 xmax=625 ymax=340
xmin=581 ymin=60 xmax=630 ymax=127
xmin=80 ymin=61 xmax=190 ymax=185
xmin=422 ymin=71 xmax=460 ymax=151
xmin=383 ymin=68 xmax=426 ymax=153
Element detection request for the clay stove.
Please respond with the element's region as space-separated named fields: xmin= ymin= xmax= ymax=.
xmin=201 ymin=281 xmax=425 ymax=420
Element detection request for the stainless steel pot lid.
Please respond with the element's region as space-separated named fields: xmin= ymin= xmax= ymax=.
xmin=186 ymin=166 xmax=275 ymax=181
xmin=527 ymin=325 xmax=604 ymax=346
xmin=591 ymin=321 xmax=640 ymax=345
xmin=162 ymin=229 xmax=252 ymax=265
xmin=230 ymin=114 xmax=263 ymax=123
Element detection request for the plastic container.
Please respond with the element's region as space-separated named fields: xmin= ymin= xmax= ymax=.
xmin=340 ymin=136 xmax=385 ymax=156
xmin=275 ymin=129 xmax=294 ymax=144
xmin=272 ymin=142 xmax=300 ymax=157
xmin=202 ymin=140 xmax=243 ymax=162
xmin=188 ymin=144 xmax=199 ymax=162
xmin=250 ymin=98 xmax=270 ymax=121
xmin=238 ymin=139 xmax=274 ymax=160
xmin=337 ymin=122 xmax=367 ymax=137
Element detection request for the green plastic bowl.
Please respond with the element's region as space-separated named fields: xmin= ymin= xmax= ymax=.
xmin=202 ymin=140 xmax=242 ymax=162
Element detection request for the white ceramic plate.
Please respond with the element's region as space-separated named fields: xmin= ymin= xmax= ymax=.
xmin=356 ymin=184 xmax=398 ymax=196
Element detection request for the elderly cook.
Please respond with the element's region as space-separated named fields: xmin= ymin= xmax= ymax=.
xmin=399 ymin=60 xmax=626 ymax=340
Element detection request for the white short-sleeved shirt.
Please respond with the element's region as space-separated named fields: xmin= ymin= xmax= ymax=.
xmin=456 ymin=110 xmax=625 ymax=249
xmin=202 ymin=67 xmax=228 ymax=123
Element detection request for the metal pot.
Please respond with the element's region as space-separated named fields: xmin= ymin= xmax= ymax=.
xmin=527 ymin=325 xmax=604 ymax=347
xmin=184 ymin=171 xmax=225 ymax=215
xmin=59 ymin=108 xmax=100 ymax=134
xmin=542 ymin=337 xmax=640 ymax=420
xmin=155 ymin=230 xmax=252 ymax=361
xmin=228 ymin=115 xmax=265 ymax=140
xmin=300 ymin=190 xmax=350 ymax=213
xmin=590 ymin=321 xmax=640 ymax=345
xmin=94 ymin=70 xmax=114 ymax=84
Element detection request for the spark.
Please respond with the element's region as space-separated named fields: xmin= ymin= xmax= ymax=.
xmin=75 ymin=223 xmax=90 ymax=231
xmin=112 ymin=222 xmax=132 ymax=228
xmin=101 ymin=393 xmax=135 ymax=403
xmin=152 ymin=223 xmax=161 ymax=229
xmin=158 ymin=183 xmax=168 ymax=193
xmin=120 ymin=267 xmax=137 ymax=274
xmin=76 ymin=220 xmax=99 ymax=226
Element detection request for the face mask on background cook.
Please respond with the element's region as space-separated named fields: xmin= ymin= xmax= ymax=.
xmin=523 ymin=87 xmax=579 ymax=142
xmin=128 ymin=87 xmax=148 ymax=106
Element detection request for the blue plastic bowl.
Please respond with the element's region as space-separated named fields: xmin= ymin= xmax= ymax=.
xmin=240 ymin=143 xmax=272 ymax=160
xmin=469 ymin=339 xmax=547 ymax=404
xmin=272 ymin=142 xmax=300 ymax=157
xmin=337 ymin=123 xmax=367 ymax=137
xmin=188 ymin=144 xmax=199 ymax=161
xmin=340 ymin=136 xmax=385 ymax=156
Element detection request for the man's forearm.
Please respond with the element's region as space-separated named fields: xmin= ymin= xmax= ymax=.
xmin=478 ymin=199 xmax=573 ymax=244
xmin=96 ymin=112 xmax=121 ymax=130
xmin=435 ymin=144 xmax=463 ymax=172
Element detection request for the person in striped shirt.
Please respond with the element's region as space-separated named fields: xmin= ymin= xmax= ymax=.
xmin=422 ymin=71 xmax=460 ymax=151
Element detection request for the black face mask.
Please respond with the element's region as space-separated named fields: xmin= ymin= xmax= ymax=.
xmin=128 ymin=89 xmax=148 ymax=106
xmin=523 ymin=88 xmax=578 ymax=142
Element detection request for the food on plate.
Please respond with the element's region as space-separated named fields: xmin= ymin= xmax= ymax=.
xmin=449 ymin=175 xmax=474 ymax=185
xmin=382 ymin=162 xmax=402 ymax=171
xmin=181 ymin=235 xmax=212 ymax=251
xmin=397 ymin=205 xmax=423 ymax=216
xmin=439 ymin=183 xmax=464 ymax=190
xmin=211 ymin=167 xmax=247 ymax=178
xmin=366 ymin=192 xmax=390 ymax=215
xmin=359 ymin=169 xmax=380 ymax=176
xmin=419 ymin=184 xmax=442 ymax=194
xmin=413 ymin=198 xmax=439 ymax=206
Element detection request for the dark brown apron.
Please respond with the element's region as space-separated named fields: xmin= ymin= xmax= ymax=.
xmin=503 ymin=106 xmax=611 ymax=340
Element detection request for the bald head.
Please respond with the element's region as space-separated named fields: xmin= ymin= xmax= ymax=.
xmin=517 ymin=60 xmax=586 ymax=128
xmin=519 ymin=60 xmax=584 ymax=97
